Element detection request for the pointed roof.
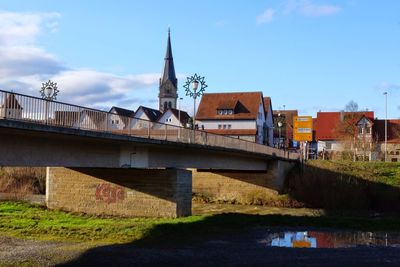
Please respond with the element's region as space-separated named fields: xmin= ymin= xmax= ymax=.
xmin=1 ymin=93 xmax=22 ymax=109
xmin=196 ymin=92 xmax=263 ymax=120
xmin=157 ymin=108 xmax=190 ymax=126
xmin=136 ymin=106 xmax=162 ymax=122
xmin=109 ymin=106 xmax=135 ymax=117
xmin=161 ymin=29 xmax=177 ymax=87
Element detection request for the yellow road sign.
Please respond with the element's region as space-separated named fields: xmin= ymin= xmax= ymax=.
xmin=293 ymin=116 xmax=313 ymax=141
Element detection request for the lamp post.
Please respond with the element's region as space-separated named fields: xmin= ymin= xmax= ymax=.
xmin=278 ymin=121 xmax=283 ymax=148
xmin=183 ymin=73 xmax=207 ymax=130
xmin=40 ymin=80 xmax=59 ymax=123
xmin=384 ymin=92 xmax=388 ymax=162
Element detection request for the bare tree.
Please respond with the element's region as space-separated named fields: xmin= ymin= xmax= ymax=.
xmin=345 ymin=100 xmax=358 ymax=112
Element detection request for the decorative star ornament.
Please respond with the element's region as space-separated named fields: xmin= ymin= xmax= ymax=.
xmin=40 ymin=80 xmax=59 ymax=100
xmin=183 ymin=73 xmax=207 ymax=98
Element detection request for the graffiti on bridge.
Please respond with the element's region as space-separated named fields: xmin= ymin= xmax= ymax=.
xmin=95 ymin=183 xmax=125 ymax=204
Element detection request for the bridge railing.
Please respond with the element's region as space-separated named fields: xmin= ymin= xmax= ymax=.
xmin=0 ymin=90 xmax=299 ymax=160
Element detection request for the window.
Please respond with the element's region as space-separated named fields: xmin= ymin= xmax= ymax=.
xmin=217 ymin=110 xmax=223 ymax=115
xmin=228 ymin=110 xmax=233 ymax=115
xmin=227 ymin=124 xmax=231 ymax=129
xmin=218 ymin=124 xmax=222 ymax=129
xmin=223 ymin=125 xmax=227 ymax=129
xmin=366 ymin=127 xmax=371 ymax=134
xmin=223 ymin=110 xmax=227 ymax=115
xmin=115 ymin=120 xmax=119 ymax=124
xmin=111 ymin=120 xmax=114 ymax=125
xmin=358 ymin=127 xmax=363 ymax=134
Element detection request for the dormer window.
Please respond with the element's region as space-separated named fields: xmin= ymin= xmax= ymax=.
xmin=217 ymin=109 xmax=234 ymax=115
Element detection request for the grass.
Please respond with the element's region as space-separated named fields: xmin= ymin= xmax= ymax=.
xmin=2 ymin=201 xmax=400 ymax=247
xmin=0 ymin=167 xmax=46 ymax=194
xmin=307 ymin=160 xmax=400 ymax=187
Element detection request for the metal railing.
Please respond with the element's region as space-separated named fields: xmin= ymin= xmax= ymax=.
xmin=0 ymin=90 xmax=299 ymax=160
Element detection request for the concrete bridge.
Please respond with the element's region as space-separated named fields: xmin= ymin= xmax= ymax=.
xmin=0 ymin=90 xmax=299 ymax=217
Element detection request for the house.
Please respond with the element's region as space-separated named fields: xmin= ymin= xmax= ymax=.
xmin=132 ymin=106 xmax=162 ymax=129
xmin=272 ymin=109 xmax=298 ymax=149
xmin=156 ymin=108 xmax=190 ymax=128
xmin=263 ymin=97 xmax=274 ymax=146
xmin=195 ymin=92 xmax=270 ymax=145
xmin=108 ymin=106 xmax=135 ymax=131
xmin=0 ymin=93 xmax=23 ymax=119
xmin=373 ymin=119 xmax=400 ymax=162
xmin=315 ymin=111 xmax=375 ymax=160
xmin=79 ymin=110 xmax=108 ymax=131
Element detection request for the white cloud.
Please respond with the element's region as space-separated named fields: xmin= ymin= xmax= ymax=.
xmin=0 ymin=11 xmax=60 ymax=45
xmin=284 ymin=0 xmax=340 ymax=17
xmin=0 ymin=10 xmax=162 ymax=111
xmin=256 ymin=8 xmax=275 ymax=24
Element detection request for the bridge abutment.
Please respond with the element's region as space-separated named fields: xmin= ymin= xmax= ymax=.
xmin=192 ymin=160 xmax=296 ymax=205
xmin=46 ymin=167 xmax=192 ymax=218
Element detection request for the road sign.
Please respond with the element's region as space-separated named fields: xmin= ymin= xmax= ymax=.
xmin=293 ymin=116 xmax=313 ymax=141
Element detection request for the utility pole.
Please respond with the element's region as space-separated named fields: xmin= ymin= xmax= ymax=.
xmin=384 ymin=92 xmax=388 ymax=162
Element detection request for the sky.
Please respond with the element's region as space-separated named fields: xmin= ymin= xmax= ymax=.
xmin=0 ymin=0 xmax=399 ymax=119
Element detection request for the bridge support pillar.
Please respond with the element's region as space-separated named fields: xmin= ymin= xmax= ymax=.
xmin=46 ymin=167 xmax=192 ymax=218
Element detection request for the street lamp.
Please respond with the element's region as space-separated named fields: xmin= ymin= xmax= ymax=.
xmin=278 ymin=120 xmax=283 ymax=148
xmin=183 ymin=73 xmax=207 ymax=130
xmin=40 ymin=80 xmax=59 ymax=101
xmin=384 ymin=92 xmax=388 ymax=162
xmin=40 ymin=80 xmax=59 ymax=123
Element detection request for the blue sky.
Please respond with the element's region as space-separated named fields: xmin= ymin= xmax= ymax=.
xmin=0 ymin=0 xmax=399 ymax=119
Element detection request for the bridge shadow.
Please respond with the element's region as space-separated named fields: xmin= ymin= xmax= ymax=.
xmin=284 ymin=163 xmax=400 ymax=212
xmin=57 ymin=212 xmax=400 ymax=267
xmin=194 ymin=163 xmax=400 ymax=212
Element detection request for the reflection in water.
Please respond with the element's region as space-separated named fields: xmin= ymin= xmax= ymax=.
xmin=269 ymin=231 xmax=400 ymax=248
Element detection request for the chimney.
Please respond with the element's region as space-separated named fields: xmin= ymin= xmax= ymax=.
xmin=340 ymin=110 xmax=344 ymax=121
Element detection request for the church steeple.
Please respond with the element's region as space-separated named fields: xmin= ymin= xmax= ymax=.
xmin=159 ymin=28 xmax=178 ymax=112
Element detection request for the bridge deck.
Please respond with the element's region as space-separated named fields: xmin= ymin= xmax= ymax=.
xmin=0 ymin=90 xmax=299 ymax=161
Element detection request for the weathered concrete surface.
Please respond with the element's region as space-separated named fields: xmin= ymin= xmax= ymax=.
xmin=46 ymin=167 xmax=192 ymax=218
xmin=0 ymin=120 xmax=280 ymax=170
xmin=192 ymin=160 xmax=297 ymax=204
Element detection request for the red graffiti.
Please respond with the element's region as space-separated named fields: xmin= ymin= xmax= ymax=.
xmin=95 ymin=183 xmax=125 ymax=204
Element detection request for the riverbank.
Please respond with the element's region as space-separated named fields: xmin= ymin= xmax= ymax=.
xmin=2 ymin=201 xmax=400 ymax=266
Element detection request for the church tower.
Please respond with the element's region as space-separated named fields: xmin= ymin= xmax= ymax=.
xmin=159 ymin=28 xmax=178 ymax=113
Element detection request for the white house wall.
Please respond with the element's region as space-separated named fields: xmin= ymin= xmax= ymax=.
xmin=197 ymin=120 xmax=256 ymax=130
xmin=256 ymin=100 xmax=266 ymax=144
xmin=132 ymin=109 xmax=151 ymax=129
xmin=108 ymin=114 xmax=127 ymax=130
xmin=265 ymin=104 xmax=274 ymax=146
xmin=155 ymin=110 xmax=182 ymax=128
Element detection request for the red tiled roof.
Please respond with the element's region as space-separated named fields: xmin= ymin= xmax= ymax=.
xmin=204 ymin=129 xmax=257 ymax=135
xmin=315 ymin=111 xmax=374 ymax=140
xmin=373 ymin=119 xmax=400 ymax=143
xmin=196 ymin=92 xmax=263 ymax=120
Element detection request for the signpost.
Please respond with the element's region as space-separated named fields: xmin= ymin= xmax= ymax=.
xmin=293 ymin=116 xmax=313 ymax=162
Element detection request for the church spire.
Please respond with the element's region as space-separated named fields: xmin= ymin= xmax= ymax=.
xmin=161 ymin=28 xmax=177 ymax=87
xmin=159 ymin=28 xmax=178 ymax=112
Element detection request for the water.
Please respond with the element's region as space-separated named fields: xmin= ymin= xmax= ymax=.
xmin=265 ymin=231 xmax=400 ymax=248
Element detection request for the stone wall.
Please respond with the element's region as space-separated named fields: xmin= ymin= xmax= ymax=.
xmin=46 ymin=167 xmax=192 ymax=218
xmin=192 ymin=160 xmax=296 ymax=205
